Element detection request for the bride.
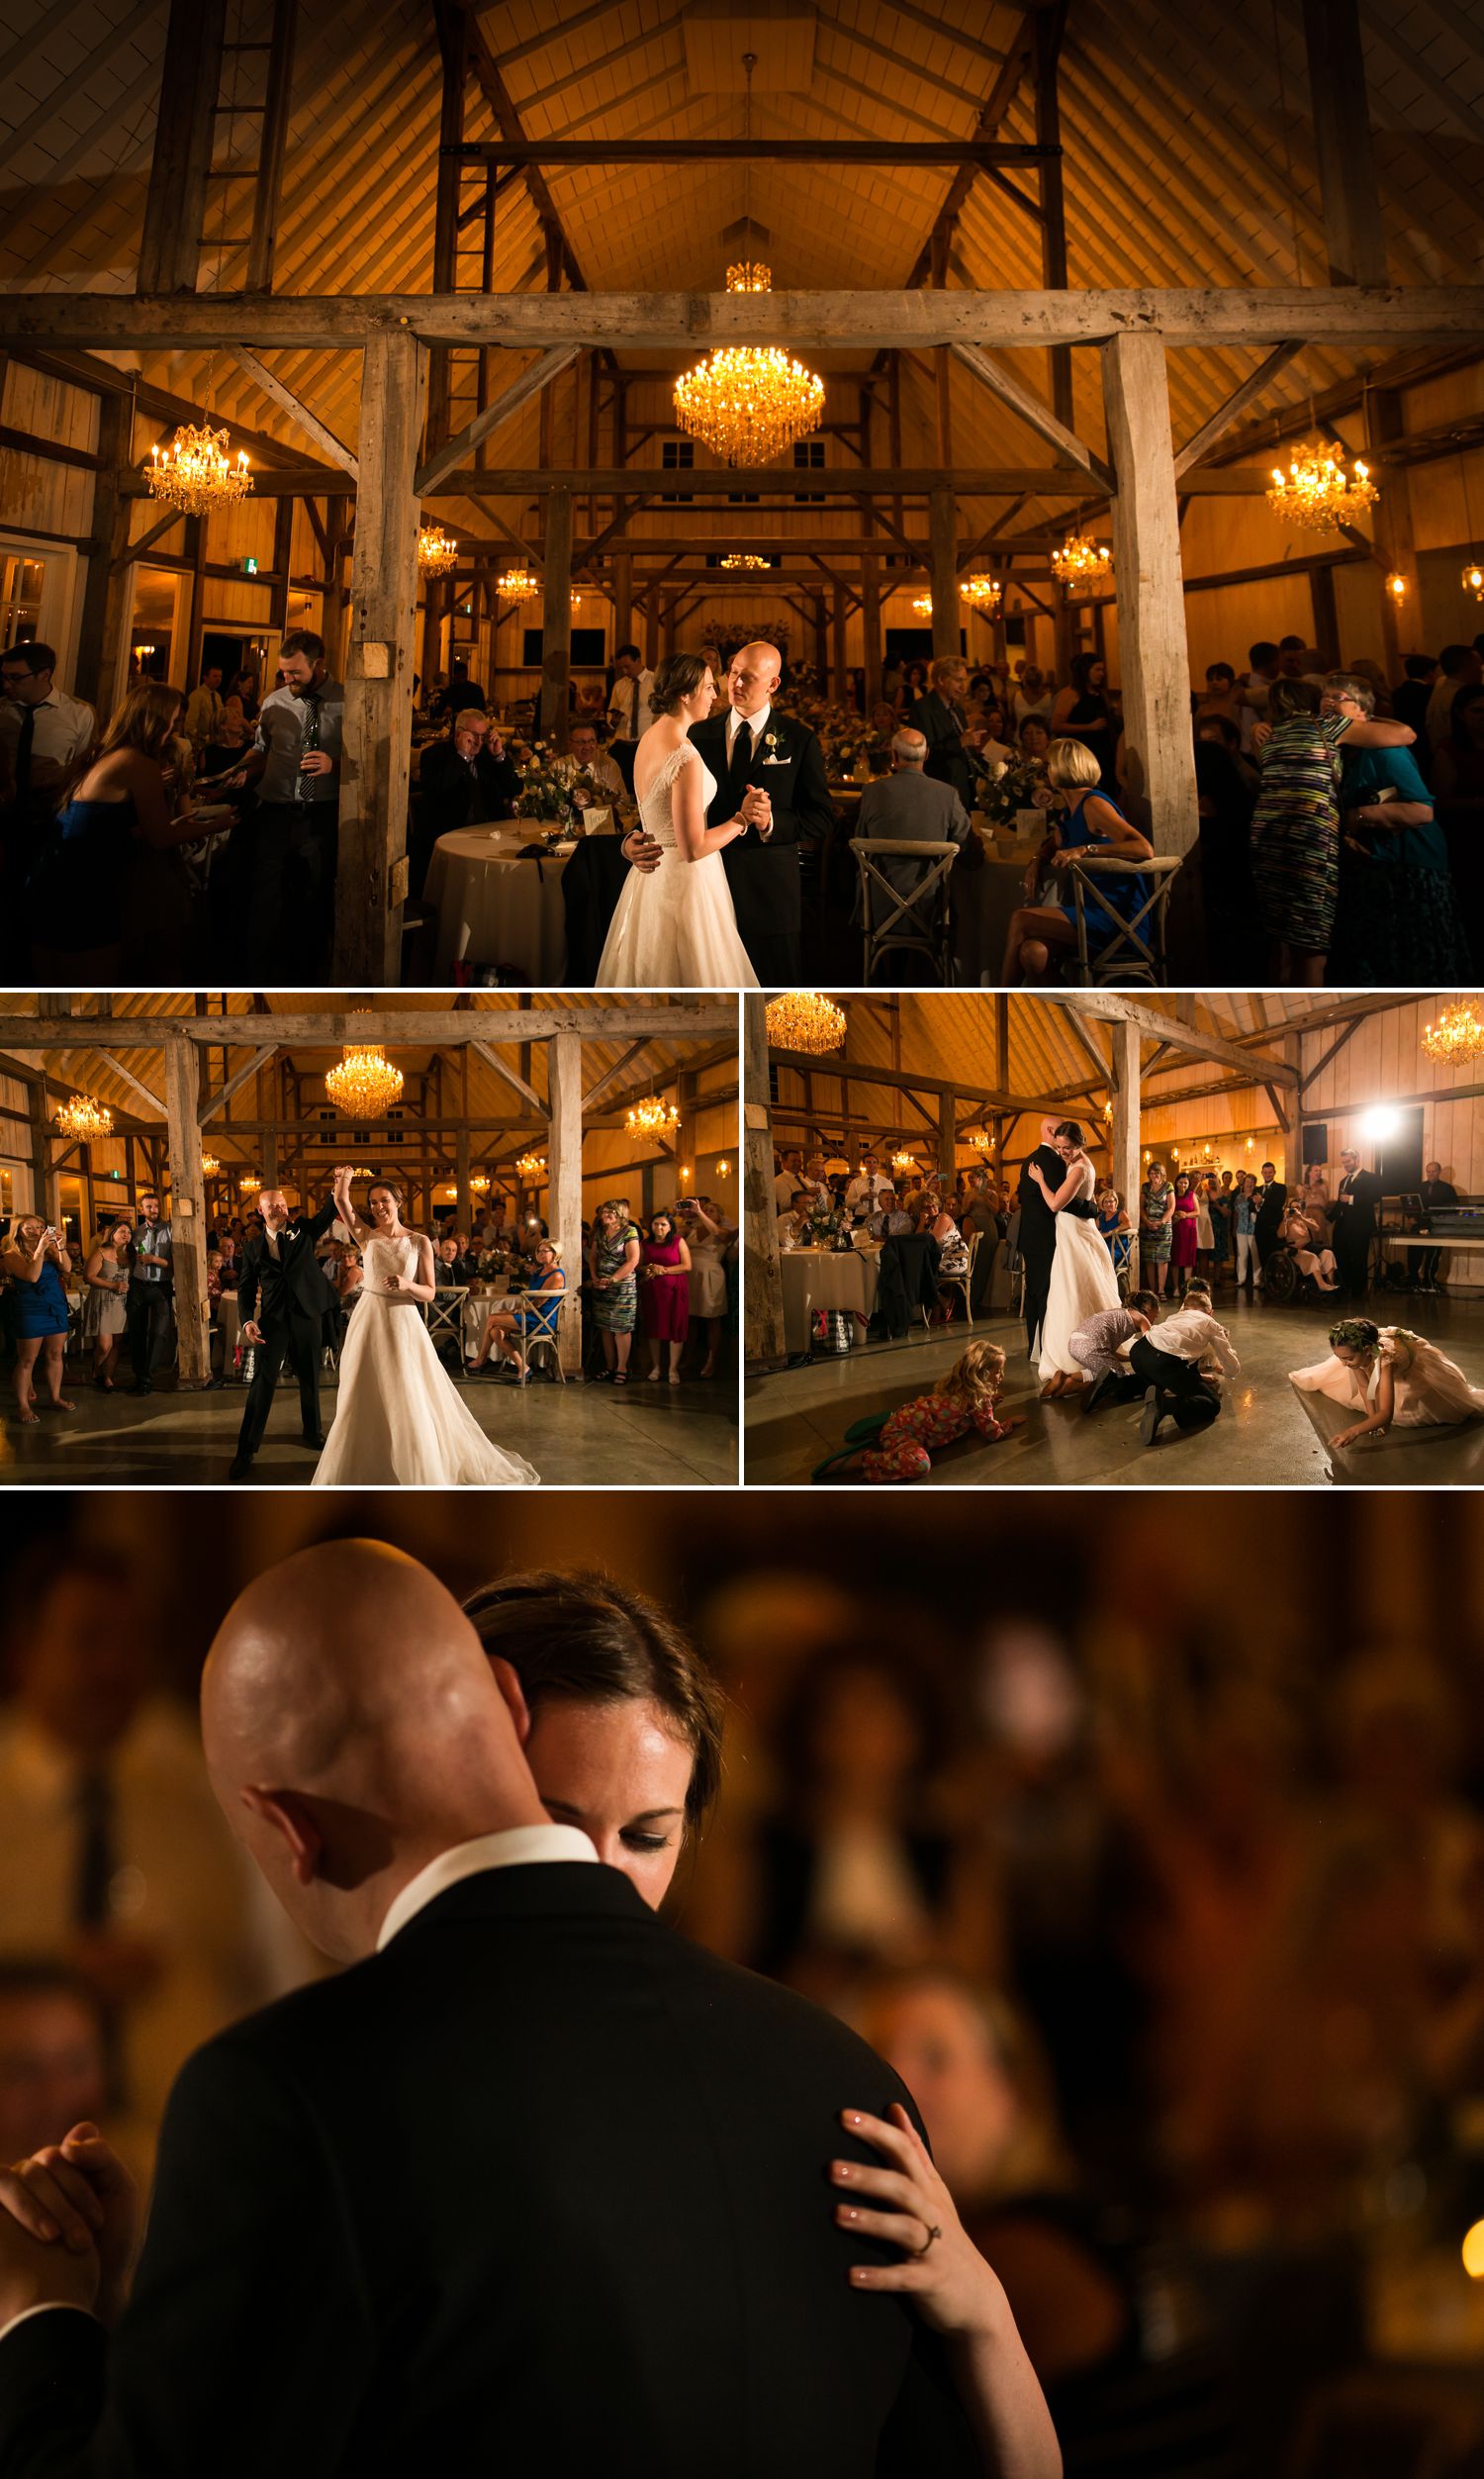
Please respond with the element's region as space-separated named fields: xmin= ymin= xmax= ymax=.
xmin=596 ymin=651 xmax=760 ymax=989
xmin=313 ymin=1171 xmax=539 ymax=1488
xmin=1031 ymin=1120 xmax=1120 ymax=1397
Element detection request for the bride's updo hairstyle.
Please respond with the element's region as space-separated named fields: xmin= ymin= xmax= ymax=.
xmin=650 ymin=651 xmax=711 ymax=717
xmin=1054 ymin=1121 xmax=1084 ymax=1147
xmin=462 ymin=1569 xmax=725 ymax=1830
xmin=367 ymin=1180 xmax=405 ymax=1211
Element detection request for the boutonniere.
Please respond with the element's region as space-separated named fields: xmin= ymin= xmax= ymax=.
xmin=762 ymin=728 xmax=789 ymax=766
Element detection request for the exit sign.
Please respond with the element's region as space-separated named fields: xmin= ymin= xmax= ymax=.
xmin=241 ymin=555 xmax=258 ymax=575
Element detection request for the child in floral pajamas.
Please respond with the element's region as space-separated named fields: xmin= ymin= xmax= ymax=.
xmin=861 ymin=1340 xmax=1014 ymax=1481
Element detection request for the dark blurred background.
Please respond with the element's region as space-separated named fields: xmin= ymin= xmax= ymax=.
xmin=2 ymin=1489 xmax=1482 ymax=2477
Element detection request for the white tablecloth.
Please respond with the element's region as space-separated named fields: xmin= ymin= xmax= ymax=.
xmin=423 ymin=830 xmax=575 ymax=981
xmin=780 ymin=1247 xmax=881 ymax=1356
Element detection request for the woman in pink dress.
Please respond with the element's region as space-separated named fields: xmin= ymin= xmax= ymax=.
xmin=638 ymin=1208 xmax=692 ymax=1383
xmin=1170 ymin=1172 xmax=1199 ymax=1295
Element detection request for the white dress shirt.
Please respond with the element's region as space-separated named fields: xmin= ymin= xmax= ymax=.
xmin=376 ymin=1822 xmax=596 ymax=1951
xmin=726 ymin=699 xmax=772 ymax=762
xmin=0 ymin=687 xmax=95 ymax=790
xmin=251 ymin=678 xmax=343 ymax=804
xmin=1151 ymin=1307 xmax=1241 ymax=1376
xmin=844 ymin=1173 xmax=888 ymax=1218
xmin=605 ymin=670 xmax=654 ymax=740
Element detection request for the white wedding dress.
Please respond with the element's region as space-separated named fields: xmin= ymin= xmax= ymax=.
xmin=1290 ymin=1327 xmax=1484 ymax=1430
xmin=595 ymin=743 xmax=759 ymax=989
xmin=313 ymin=1234 xmax=540 ymax=1487
xmin=1038 ymin=1159 xmax=1120 ymax=1382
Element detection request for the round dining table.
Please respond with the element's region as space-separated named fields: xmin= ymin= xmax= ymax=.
xmin=779 ymin=1242 xmax=881 ymax=1356
xmin=422 ymin=827 xmax=578 ymax=981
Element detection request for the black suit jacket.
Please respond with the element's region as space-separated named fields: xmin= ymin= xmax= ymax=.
xmin=1253 ymin=1181 xmax=1288 ymax=1250
xmin=237 ymin=1198 xmax=339 ymax=1328
xmin=1018 ymin=1145 xmax=1063 ymax=1281
xmin=1335 ymin=1169 xmax=1381 ymax=1242
xmin=908 ymin=691 xmax=973 ymax=807
xmin=0 ymin=1864 xmax=979 ymax=2478
xmin=418 ymin=740 xmax=518 ymax=834
xmin=689 ymin=710 xmax=836 ymax=972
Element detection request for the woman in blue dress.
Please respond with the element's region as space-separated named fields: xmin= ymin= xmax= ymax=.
xmin=1322 ymin=672 xmax=1474 ymax=982
xmin=473 ymin=1239 xmax=567 ymax=1381
xmin=2 ymin=1215 xmax=74 ymax=1426
xmin=1000 ymin=738 xmax=1154 ymax=983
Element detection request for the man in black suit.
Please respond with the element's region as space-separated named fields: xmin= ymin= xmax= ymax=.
xmin=622 ymin=640 xmax=836 ymax=984
xmin=0 ymin=1544 xmax=998 ymax=2478
xmin=1017 ymin=1118 xmax=1067 ymax=1360
xmin=908 ymin=656 xmax=975 ymax=807
xmin=1332 ymin=1146 xmax=1382 ymax=1296
xmin=1253 ymin=1161 xmax=1288 ymax=1286
xmin=229 ymin=1184 xmax=341 ymax=1479
xmin=417 ymin=713 xmax=518 ymax=835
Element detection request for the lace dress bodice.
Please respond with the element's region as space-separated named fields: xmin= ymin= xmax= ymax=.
xmin=361 ymin=1232 xmax=423 ymax=1300
xmin=635 ymin=742 xmax=717 ymax=850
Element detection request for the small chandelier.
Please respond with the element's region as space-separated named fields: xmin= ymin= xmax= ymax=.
xmin=721 ymin=552 xmax=770 ymax=571
xmin=1422 ymin=999 xmax=1484 ymax=1066
xmin=471 ymin=1173 xmax=491 ymax=1192
xmin=498 ymin=563 xmax=540 ymax=605
xmin=200 ymin=1154 xmax=221 ymax=1177
xmin=240 ymin=1172 xmax=261 ymax=1192
xmin=961 ymin=575 xmax=1001 ymax=612
xmin=1052 ymin=533 xmax=1113 ymax=593
xmin=1265 ymin=437 xmax=1377 ymax=532
xmin=890 ymin=1149 xmax=917 ymax=1177
xmin=417 ymin=525 xmax=458 ymax=576
xmin=514 ymin=1151 xmax=547 ymax=1181
xmin=911 ymin=592 xmax=933 ymax=618
xmin=674 ymin=264 xmax=825 ymax=468
xmin=715 ymin=1158 xmax=732 ymax=1179
xmin=147 ymin=422 xmax=251 ymax=519
xmin=53 ymin=1093 xmax=113 ymax=1142
xmin=626 ymin=1096 xmax=681 ymax=1140
xmin=1462 ymin=559 xmax=1484 ymax=603
xmin=968 ymin=1124 xmax=995 ymax=1157
xmin=325 ymin=1039 xmax=404 ymax=1118
xmin=765 ymin=991 xmax=846 ymax=1054
xmin=570 ymin=589 xmax=583 ymax=610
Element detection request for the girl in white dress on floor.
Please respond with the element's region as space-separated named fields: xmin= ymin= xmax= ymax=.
xmin=596 ymin=652 xmax=760 ymax=990
xmin=1031 ymin=1120 xmax=1121 ymax=1397
xmin=313 ymin=1173 xmax=539 ymax=1488
xmin=1289 ymin=1315 xmax=1484 ymax=1450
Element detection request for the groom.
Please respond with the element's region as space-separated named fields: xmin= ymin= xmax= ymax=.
xmin=1017 ymin=1118 xmax=1068 ymax=1361
xmin=0 ymin=1542 xmax=981 ymax=2474
xmin=229 ymin=1182 xmax=342 ymax=1480
xmin=621 ymin=639 xmax=835 ymax=984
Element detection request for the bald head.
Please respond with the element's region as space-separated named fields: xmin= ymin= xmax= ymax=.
xmin=203 ymin=1540 xmax=548 ymax=1959
xmin=726 ymin=639 xmax=783 ymax=717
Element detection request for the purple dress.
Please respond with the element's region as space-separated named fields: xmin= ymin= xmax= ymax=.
xmin=1171 ymin=1191 xmax=1198 ymax=1270
xmin=639 ymin=1235 xmax=691 ymax=1342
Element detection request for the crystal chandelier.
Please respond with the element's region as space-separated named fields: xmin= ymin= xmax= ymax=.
xmin=417 ymin=525 xmax=458 ymax=576
xmin=1265 ymin=438 xmax=1377 ymax=532
xmin=200 ymin=1154 xmax=221 ymax=1177
xmin=968 ymin=1124 xmax=995 ymax=1157
xmin=471 ymin=1173 xmax=491 ymax=1192
xmin=626 ymin=1096 xmax=681 ymax=1140
xmin=1052 ymin=533 xmax=1113 ymax=593
xmin=514 ymin=1151 xmax=547 ymax=1181
xmin=498 ymin=563 xmax=540 ymax=605
xmin=891 ymin=1149 xmax=918 ymax=1177
xmin=147 ymin=422 xmax=252 ymax=519
xmin=1422 ymin=999 xmax=1484 ymax=1066
xmin=674 ymin=267 xmax=825 ymax=469
xmin=911 ymin=592 xmax=934 ymax=618
xmin=721 ymin=552 xmax=770 ymax=571
xmin=325 ymin=1041 xmax=404 ymax=1118
xmin=240 ymin=1173 xmax=261 ymax=1192
xmin=961 ymin=575 xmax=1001 ymax=611
xmin=765 ymin=991 xmax=846 ymax=1054
xmin=53 ymin=1093 xmax=112 ymax=1142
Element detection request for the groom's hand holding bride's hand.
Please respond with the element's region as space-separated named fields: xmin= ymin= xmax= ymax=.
xmin=0 ymin=2125 xmax=139 ymax=2329
xmin=831 ymin=2104 xmax=1007 ymax=2340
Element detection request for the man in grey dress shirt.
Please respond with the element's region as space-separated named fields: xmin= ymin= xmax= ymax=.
xmin=853 ymin=728 xmax=971 ymax=921
xmin=220 ymin=630 xmax=342 ymax=974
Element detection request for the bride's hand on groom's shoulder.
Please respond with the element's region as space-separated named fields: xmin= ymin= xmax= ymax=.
xmin=0 ymin=2125 xmax=139 ymax=2328
xmin=831 ymin=2104 xmax=1007 ymax=2340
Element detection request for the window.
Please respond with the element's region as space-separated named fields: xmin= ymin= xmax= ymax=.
xmin=521 ymin=627 xmax=606 ymax=666
xmin=793 ymin=439 xmax=825 ymax=504
xmin=727 ymin=488 xmax=761 ymax=505
xmin=661 ymin=439 xmax=694 ymax=504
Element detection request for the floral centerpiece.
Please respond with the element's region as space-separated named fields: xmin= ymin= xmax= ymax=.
xmin=975 ymin=753 xmax=1052 ymax=830
xmin=511 ymin=742 xmax=604 ymax=840
xmin=799 ymin=1196 xmax=848 ymax=1249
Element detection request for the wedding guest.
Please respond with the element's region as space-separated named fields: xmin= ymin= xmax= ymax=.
xmin=1323 ymin=672 xmax=1472 ymax=981
xmin=775 ymin=1147 xmax=805 ymax=1213
xmin=909 ymin=658 xmax=974 ymax=805
xmin=1417 ymin=1159 xmax=1458 ymax=1291
xmin=1169 ymin=1172 xmax=1198 ymax=1293
xmin=199 ymin=695 xmax=252 ymax=781
xmin=1050 ymin=652 xmax=1120 ymax=789
xmin=474 ymin=1238 xmax=566 ymax=1382
xmin=1012 ymin=666 xmax=1052 ymax=726
xmin=635 ymin=1209 xmax=691 ymax=1384
xmin=443 ymin=661 xmax=487 ymax=718
xmin=681 ymin=1197 xmax=731 ymax=1379
xmin=1204 ymin=1176 xmax=1230 ymax=1284
xmin=82 ymin=1220 xmax=132 ymax=1390
xmin=1131 ymin=1298 xmax=1240 ymax=1444
xmin=1194 ymin=661 xmax=1240 ymax=727
xmin=845 ymin=1154 xmax=890 ymax=1219
xmin=854 ymin=727 xmax=971 ymax=913
xmin=588 ymin=1198 xmax=640 ymax=1383
xmin=1018 ymin=714 xmax=1052 ymax=762
xmin=1391 ymin=653 xmax=1437 ymax=761
xmin=1432 ymin=681 xmax=1484 ymax=813
xmin=1 ymin=1215 xmax=73 ymax=1427
xmin=605 ymin=643 xmax=655 ymax=752
xmin=1095 ymin=1187 xmax=1129 ymax=1250
xmin=1291 ymin=1315 xmax=1484 ymax=1447
xmin=1000 ymin=739 xmax=1153 ymax=985
xmin=1425 ymin=642 xmax=1481 ymax=753
xmin=860 ymin=1341 xmax=1014 ymax=1482
xmin=183 ymin=666 xmax=226 ymax=752
xmin=1139 ymin=1160 xmax=1174 ymax=1295
xmin=1278 ymin=1198 xmax=1340 ymax=1293
xmin=0 ymin=642 xmax=95 ymax=842
xmin=1332 ymin=1146 xmax=1381 ymax=1296
xmin=568 ymin=719 xmax=626 ymax=804
xmin=1074 ymin=1293 xmax=1160 ymax=1412
xmin=219 ymin=628 xmax=342 ymax=975
xmin=418 ymin=711 xmax=517 ymax=831
xmin=27 ymin=684 xmax=212 ymax=981
xmin=864 ymin=1186 xmax=913 ymax=1239
xmin=1253 ymin=1161 xmax=1288 ymax=1284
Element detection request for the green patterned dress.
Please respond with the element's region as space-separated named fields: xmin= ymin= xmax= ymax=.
xmin=591 ymin=1222 xmax=639 ymax=1333
xmin=1250 ymin=709 xmax=1349 ymax=953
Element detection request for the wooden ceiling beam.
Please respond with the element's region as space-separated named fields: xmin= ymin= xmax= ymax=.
xmin=443 ymin=139 xmax=1054 ymax=166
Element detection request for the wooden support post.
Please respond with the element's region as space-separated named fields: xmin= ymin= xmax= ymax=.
xmin=163 ymin=1035 xmax=210 ymax=1386
xmin=324 ymin=491 xmax=349 ymax=677
xmin=137 ymin=0 xmax=226 ymax=295
xmin=74 ymin=391 xmax=134 ymax=714
xmin=338 ymin=329 xmax=425 ymax=982
xmin=540 ymin=484 xmax=573 ymax=747
xmin=832 ymin=582 xmax=849 ymax=707
xmin=860 ymin=551 xmax=881 ymax=709
xmin=268 ymin=497 xmax=294 ymax=637
xmin=1369 ymin=389 xmax=1415 ymax=675
xmin=1110 ymin=1016 xmax=1140 ymax=1228
xmin=743 ymin=996 xmax=787 ymax=1373
xmin=185 ymin=514 xmax=209 ymax=690
xmin=455 ymin=1122 xmax=471 ymax=1230
xmin=26 ymin=1076 xmax=55 ymax=1224
xmin=245 ymin=0 xmax=299 ymax=294
xmin=1302 ymin=0 xmax=1386 ymax=288
xmin=547 ymin=1029 xmax=584 ymax=1377
xmin=644 ymin=589 xmax=660 ymax=670
xmin=938 ymin=1087 xmax=958 ymax=1188
xmin=929 ymin=486 xmax=959 ymax=663
xmin=1101 ymin=332 xmax=1197 ymax=856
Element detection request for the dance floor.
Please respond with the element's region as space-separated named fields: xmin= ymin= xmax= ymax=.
xmin=744 ymin=1293 xmax=1484 ymax=1489
xmin=0 ymin=1369 xmax=737 ymax=1488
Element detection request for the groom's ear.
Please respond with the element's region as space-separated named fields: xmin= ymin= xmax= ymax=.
xmin=240 ymin=1784 xmax=325 ymax=1884
xmin=484 ymin=1655 xmax=532 ymax=1747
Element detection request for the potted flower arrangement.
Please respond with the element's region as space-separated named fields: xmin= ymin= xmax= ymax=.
xmin=975 ymin=752 xmax=1053 ymax=834
xmin=800 ymin=1196 xmax=848 ymax=1250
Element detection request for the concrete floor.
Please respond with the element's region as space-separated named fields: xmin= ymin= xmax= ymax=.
xmin=0 ymin=1365 xmax=737 ymax=1488
xmin=744 ymin=1290 xmax=1484 ymax=1489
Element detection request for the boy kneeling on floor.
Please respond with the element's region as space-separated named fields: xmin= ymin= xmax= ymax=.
xmin=1127 ymin=1280 xmax=1241 ymax=1444
xmin=861 ymin=1339 xmax=1018 ymax=1481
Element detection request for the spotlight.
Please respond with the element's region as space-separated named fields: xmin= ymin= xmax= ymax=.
xmin=1358 ymin=1105 xmax=1400 ymax=1141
